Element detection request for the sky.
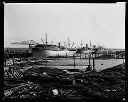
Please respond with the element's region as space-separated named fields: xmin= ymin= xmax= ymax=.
xmin=4 ymin=3 xmax=125 ymax=49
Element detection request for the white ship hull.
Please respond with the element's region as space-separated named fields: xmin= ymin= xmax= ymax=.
xmin=32 ymin=49 xmax=76 ymax=57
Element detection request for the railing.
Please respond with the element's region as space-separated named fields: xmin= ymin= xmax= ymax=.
xmin=4 ymin=49 xmax=125 ymax=72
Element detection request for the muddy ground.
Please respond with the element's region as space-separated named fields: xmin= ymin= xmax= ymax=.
xmin=4 ymin=63 xmax=125 ymax=99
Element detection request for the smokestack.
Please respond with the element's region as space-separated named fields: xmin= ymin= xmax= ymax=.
xmin=58 ymin=42 xmax=60 ymax=48
xmin=86 ymin=44 xmax=88 ymax=50
xmin=90 ymin=40 xmax=91 ymax=49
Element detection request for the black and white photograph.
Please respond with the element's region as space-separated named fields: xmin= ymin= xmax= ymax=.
xmin=4 ymin=3 xmax=125 ymax=100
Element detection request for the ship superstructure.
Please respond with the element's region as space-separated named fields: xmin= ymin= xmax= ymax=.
xmin=12 ymin=34 xmax=76 ymax=57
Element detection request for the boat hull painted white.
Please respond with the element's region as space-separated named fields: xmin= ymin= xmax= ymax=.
xmin=82 ymin=50 xmax=92 ymax=54
xmin=32 ymin=49 xmax=76 ymax=57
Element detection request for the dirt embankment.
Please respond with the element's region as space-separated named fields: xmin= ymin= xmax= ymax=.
xmin=4 ymin=63 xmax=125 ymax=99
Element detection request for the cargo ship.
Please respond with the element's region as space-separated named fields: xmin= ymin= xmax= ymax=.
xmin=30 ymin=44 xmax=76 ymax=57
xmin=12 ymin=34 xmax=76 ymax=57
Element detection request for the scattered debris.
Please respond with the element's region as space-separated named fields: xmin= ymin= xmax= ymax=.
xmin=4 ymin=63 xmax=125 ymax=99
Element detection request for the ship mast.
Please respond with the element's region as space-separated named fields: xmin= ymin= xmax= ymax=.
xmin=80 ymin=40 xmax=83 ymax=49
xmin=46 ymin=33 xmax=48 ymax=48
xmin=98 ymin=42 xmax=99 ymax=48
xmin=41 ymin=37 xmax=44 ymax=44
xmin=68 ymin=37 xmax=70 ymax=49
xmin=71 ymin=43 xmax=74 ymax=49
xmin=90 ymin=40 xmax=91 ymax=49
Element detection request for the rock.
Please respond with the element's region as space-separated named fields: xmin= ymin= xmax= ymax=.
xmin=52 ymin=89 xmax=58 ymax=95
xmin=105 ymin=89 xmax=111 ymax=92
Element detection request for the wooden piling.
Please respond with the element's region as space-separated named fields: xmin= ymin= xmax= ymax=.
xmin=73 ymin=54 xmax=76 ymax=69
xmin=18 ymin=52 xmax=19 ymax=59
xmin=122 ymin=52 xmax=124 ymax=59
xmin=90 ymin=53 xmax=92 ymax=58
xmin=80 ymin=53 xmax=81 ymax=60
xmin=4 ymin=56 xmax=6 ymax=66
xmin=93 ymin=59 xmax=97 ymax=72
xmin=45 ymin=56 xmax=47 ymax=68
xmin=122 ymin=58 xmax=124 ymax=64
xmin=85 ymin=54 xmax=86 ymax=59
xmin=19 ymin=52 xmax=21 ymax=63
xmin=56 ymin=54 xmax=57 ymax=60
xmin=89 ymin=54 xmax=90 ymax=66
xmin=66 ymin=53 xmax=67 ymax=59
xmin=58 ymin=54 xmax=59 ymax=60
xmin=13 ymin=56 xmax=15 ymax=65
xmin=93 ymin=58 xmax=95 ymax=72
